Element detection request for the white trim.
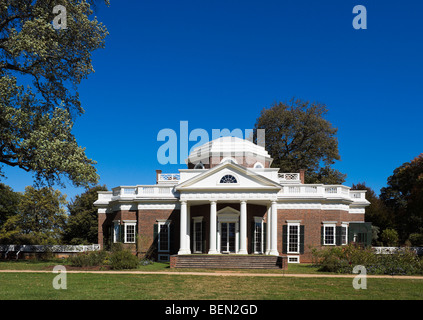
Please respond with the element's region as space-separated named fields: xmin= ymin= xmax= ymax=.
xmin=323 ymin=223 xmax=336 ymax=246
xmin=253 ymin=162 xmax=264 ymax=169
xmin=287 ymin=255 xmax=300 ymax=263
xmin=341 ymin=223 xmax=349 ymax=245
xmin=252 ymin=216 xmax=264 ymax=254
xmin=192 ymin=218 xmax=203 ymax=253
xmin=220 ymin=157 xmax=238 ymax=164
xmin=287 ymin=222 xmax=300 ymax=254
xmin=158 ymin=220 xmax=171 ymax=253
xmin=124 ymin=222 xmax=136 ymax=244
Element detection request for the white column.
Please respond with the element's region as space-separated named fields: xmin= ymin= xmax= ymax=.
xmin=186 ymin=203 xmax=191 ymax=254
xmin=239 ymin=200 xmax=248 ymax=254
xmin=270 ymin=200 xmax=279 ymax=256
xmin=265 ymin=204 xmax=271 ymax=255
xmin=208 ymin=201 xmax=218 ymax=254
xmin=178 ymin=200 xmax=190 ymax=255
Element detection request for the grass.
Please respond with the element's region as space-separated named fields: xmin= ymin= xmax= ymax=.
xmin=0 ymin=272 xmax=422 ymax=300
xmin=0 ymin=259 xmax=422 ymax=300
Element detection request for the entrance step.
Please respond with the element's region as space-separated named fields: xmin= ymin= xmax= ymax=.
xmin=170 ymin=255 xmax=286 ymax=269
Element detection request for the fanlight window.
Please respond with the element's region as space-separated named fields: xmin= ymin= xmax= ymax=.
xmin=220 ymin=175 xmax=237 ymax=184
xmin=194 ymin=162 xmax=204 ymax=169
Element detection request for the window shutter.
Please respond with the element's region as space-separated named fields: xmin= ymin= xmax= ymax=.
xmin=263 ymin=222 xmax=267 ymax=253
xmin=153 ymin=224 xmax=158 ymax=248
xmin=169 ymin=222 xmax=175 ymax=253
xmin=321 ymin=226 xmax=324 ymax=245
xmin=250 ymin=221 xmax=255 ymax=253
xmin=300 ymin=225 xmax=305 ymax=254
xmin=282 ymin=225 xmax=288 ymax=254
xmin=120 ymin=224 xmax=125 ymax=243
xmin=335 ymin=226 xmax=342 ymax=246
xmin=201 ymin=221 xmax=206 ymax=253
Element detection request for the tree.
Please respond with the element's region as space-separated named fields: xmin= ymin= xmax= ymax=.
xmin=351 ymin=182 xmax=393 ymax=231
xmin=0 ymin=185 xmax=68 ymax=244
xmin=0 ymin=0 xmax=108 ymax=188
xmin=0 ymin=182 xmax=21 ymax=228
xmin=63 ymin=184 xmax=107 ymax=244
xmin=254 ymin=99 xmax=346 ymax=184
xmin=380 ymin=154 xmax=423 ymax=242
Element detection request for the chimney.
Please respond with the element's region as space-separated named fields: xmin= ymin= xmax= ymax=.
xmin=156 ymin=170 xmax=162 ymax=184
xmin=299 ymin=169 xmax=306 ymax=184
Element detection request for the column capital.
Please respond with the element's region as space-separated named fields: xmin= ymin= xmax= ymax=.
xmin=240 ymin=200 xmax=247 ymax=205
xmin=209 ymin=200 xmax=217 ymax=205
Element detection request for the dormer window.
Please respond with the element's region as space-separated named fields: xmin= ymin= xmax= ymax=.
xmin=220 ymin=175 xmax=237 ymax=184
xmin=254 ymin=162 xmax=264 ymax=169
xmin=194 ymin=161 xmax=205 ymax=169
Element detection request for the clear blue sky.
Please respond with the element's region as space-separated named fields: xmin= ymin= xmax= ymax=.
xmin=3 ymin=0 xmax=423 ymax=202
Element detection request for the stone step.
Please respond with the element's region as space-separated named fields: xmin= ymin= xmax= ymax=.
xmin=171 ymin=255 xmax=284 ymax=269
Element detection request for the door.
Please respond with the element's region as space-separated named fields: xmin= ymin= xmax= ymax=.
xmin=220 ymin=222 xmax=236 ymax=253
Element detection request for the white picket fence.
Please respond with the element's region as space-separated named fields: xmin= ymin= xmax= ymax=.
xmin=373 ymin=246 xmax=423 ymax=255
xmin=0 ymin=244 xmax=100 ymax=258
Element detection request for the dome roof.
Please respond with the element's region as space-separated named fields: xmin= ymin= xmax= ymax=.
xmin=187 ymin=136 xmax=272 ymax=168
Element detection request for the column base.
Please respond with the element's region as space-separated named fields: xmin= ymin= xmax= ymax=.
xmin=178 ymin=249 xmax=191 ymax=255
xmin=269 ymin=250 xmax=279 ymax=256
xmin=237 ymin=250 xmax=248 ymax=255
xmin=208 ymin=249 xmax=219 ymax=254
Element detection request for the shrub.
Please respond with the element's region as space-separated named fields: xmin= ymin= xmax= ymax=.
xmin=69 ymin=250 xmax=107 ymax=267
xmin=408 ymin=233 xmax=423 ymax=246
xmin=380 ymin=228 xmax=399 ymax=246
xmin=312 ymin=244 xmax=423 ymax=275
xmin=109 ymin=250 xmax=139 ymax=270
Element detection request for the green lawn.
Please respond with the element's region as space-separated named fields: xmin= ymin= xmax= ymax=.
xmin=0 ymin=260 xmax=422 ymax=300
xmin=0 ymin=272 xmax=422 ymax=300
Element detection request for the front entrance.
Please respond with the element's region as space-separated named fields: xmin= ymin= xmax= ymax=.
xmin=220 ymin=222 xmax=236 ymax=253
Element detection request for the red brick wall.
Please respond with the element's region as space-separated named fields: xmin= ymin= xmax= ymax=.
xmin=277 ymin=209 xmax=365 ymax=263
xmin=98 ymin=204 xmax=366 ymax=263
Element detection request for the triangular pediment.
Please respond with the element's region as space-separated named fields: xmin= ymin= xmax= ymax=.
xmin=175 ymin=162 xmax=281 ymax=191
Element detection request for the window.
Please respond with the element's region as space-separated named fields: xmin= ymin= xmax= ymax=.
xmin=125 ymin=223 xmax=136 ymax=243
xmin=158 ymin=221 xmax=170 ymax=252
xmin=253 ymin=218 xmax=263 ymax=254
xmin=112 ymin=221 xmax=136 ymax=243
xmin=113 ymin=222 xmax=120 ymax=243
xmin=194 ymin=162 xmax=204 ymax=169
xmin=220 ymin=174 xmax=237 ymax=184
xmin=324 ymin=224 xmax=336 ymax=245
xmin=288 ymin=256 xmax=300 ymax=263
xmin=253 ymin=162 xmax=264 ymax=169
xmin=287 ymin=223 xmax=300 ymax=253
xmin=193 ymin=218 xmax=203 ymax=253
xmin=341 ymin=224 xmax=348 ymax=245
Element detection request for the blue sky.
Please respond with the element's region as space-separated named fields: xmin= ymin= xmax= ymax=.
xmin=3 ymin=0 xmax=423 ymax=202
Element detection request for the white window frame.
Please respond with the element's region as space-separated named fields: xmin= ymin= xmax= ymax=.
xmin=323 ymin=223 xmax=336 ymax=246
xmin=158 ymin=220 xmax=171 ymax=253
xmin=113 ymin=221 xmax=120 ymax=243
xmin=287 ymin=222 xmax=300 ymax=254
xmin=287 ymin=255 xmax=300 ymax=263
xmin=253 ymin=217 xmax=264 ymax=254
xmin=341 ymin=223 xmax=349 ymax=245
xmin=124 ymin=222 xmax=136 ymax=244
xmin=192 ymin=217 xmax=203 ymax=253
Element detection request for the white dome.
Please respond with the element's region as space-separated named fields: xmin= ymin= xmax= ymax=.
xmin=187 ymin=136 xmax=272 ymax=167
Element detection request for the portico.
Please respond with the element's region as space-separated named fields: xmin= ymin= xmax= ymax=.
xmin=177 ymin=195 xmax=280 ymax=256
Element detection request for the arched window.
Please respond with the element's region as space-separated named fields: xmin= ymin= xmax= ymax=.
xmin=220 ymin=174 xmax=237 ymax=184
xmin=254 ymin=162 xmax=264 ymax=169
xmin=194 ymin=162 xmax=204 ymax=169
